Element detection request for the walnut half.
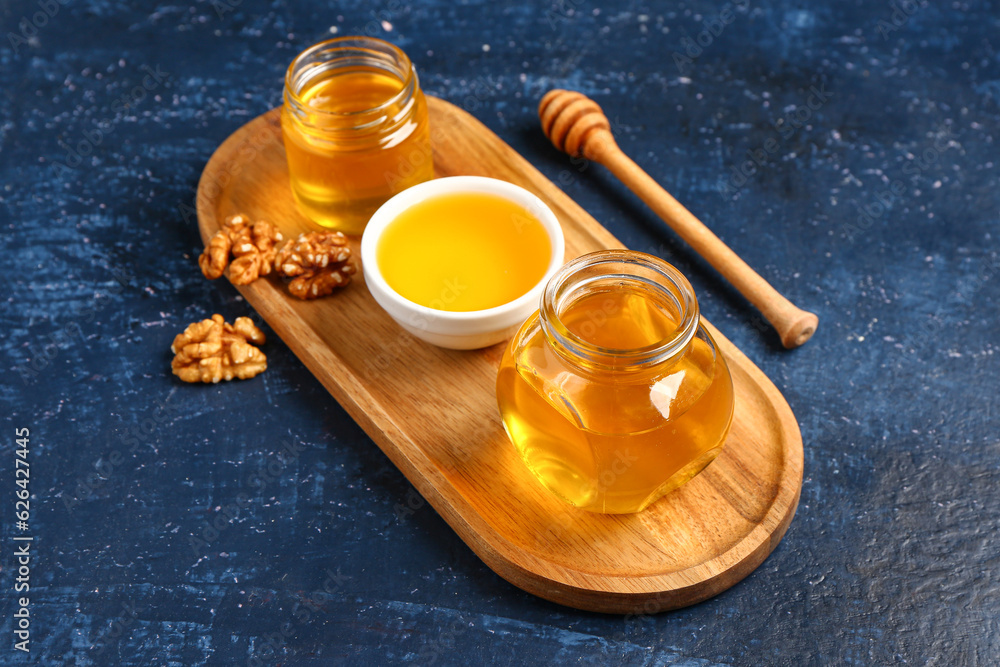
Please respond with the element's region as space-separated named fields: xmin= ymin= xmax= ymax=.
xmin=198 ymin=214 xmax=283 ymax=285
xmin=275 ymin=232 xmax=356 ymax=300
xmin=171 ymin=314 xmax=267 ymax=383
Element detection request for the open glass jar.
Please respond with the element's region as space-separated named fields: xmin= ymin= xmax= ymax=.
xmin=281 ymin=37 xmax=433 ymax=234
xmin=497 ymin=250 xmax=735 ymax=514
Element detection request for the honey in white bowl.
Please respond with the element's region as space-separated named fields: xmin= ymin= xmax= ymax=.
xmin=376 ymin=192 xmax=551 ymax=312
xmin=360 ymin=176 xmax=566 ymax=350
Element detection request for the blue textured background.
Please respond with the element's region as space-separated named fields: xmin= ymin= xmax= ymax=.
xmin=2 ymin=1 xmax=999 ymax=665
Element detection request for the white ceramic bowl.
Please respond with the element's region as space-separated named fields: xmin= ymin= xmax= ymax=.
xmin=361 ymin=176 xmax=566 ymax=350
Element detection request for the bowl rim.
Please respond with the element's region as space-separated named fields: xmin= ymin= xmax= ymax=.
xmin=360 ymin=175 xmax=566 ymax=323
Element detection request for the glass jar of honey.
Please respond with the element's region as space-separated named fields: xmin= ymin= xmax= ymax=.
xmin=281 ymin=37 xmax=434 ymax=234
xmin=497 ymin=250 xmax=735 ymax=514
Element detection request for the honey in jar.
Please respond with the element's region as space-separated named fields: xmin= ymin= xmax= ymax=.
xmin=496 ymin=250 xmax=734 ymax=514
xmin=281 ymin=37 xmax=433 ymax=235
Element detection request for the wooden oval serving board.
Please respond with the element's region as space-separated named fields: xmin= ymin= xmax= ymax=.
xmin=196 ymin=97 xmax=803 ymax=614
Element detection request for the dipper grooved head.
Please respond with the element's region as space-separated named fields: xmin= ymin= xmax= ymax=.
xmin=539 ymin=89 xmax=614 ymax=159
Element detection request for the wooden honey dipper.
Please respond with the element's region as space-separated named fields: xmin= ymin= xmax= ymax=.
xmin=539 ymin=89 xmax=819 ymax=349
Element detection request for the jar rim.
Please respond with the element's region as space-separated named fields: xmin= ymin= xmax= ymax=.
xmin=540 ymin=249 xmax=700 ymax=369
xmin=283 ymin=36 xmax=416 ymax=119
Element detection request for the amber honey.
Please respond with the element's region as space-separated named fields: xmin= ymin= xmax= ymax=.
xmin=497 ymin=250 xmax=734 ymax=514
xmin=281 ymin=38 xmax=433 ymax=234
xmin=376 ymin=192 xmax=551 ymax=311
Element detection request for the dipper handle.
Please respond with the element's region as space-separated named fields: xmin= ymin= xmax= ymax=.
xmin=539 ymin=89 xmax=818 ymax=349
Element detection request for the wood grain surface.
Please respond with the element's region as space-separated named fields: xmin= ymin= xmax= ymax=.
xmin=195 ymin=96 xmax=804 ymax=614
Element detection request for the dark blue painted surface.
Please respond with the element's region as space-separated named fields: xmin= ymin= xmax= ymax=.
xmin=2 ymin=1 xmax=998 ymax=665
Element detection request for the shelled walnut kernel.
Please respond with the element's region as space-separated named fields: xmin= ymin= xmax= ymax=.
xmin=198 ymin=214 xmax=284 ymax=285
xmin=275 ymin=231 xmax=357 ymax=300
xmin=170 ymin=314 xmax=267 ymax=383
